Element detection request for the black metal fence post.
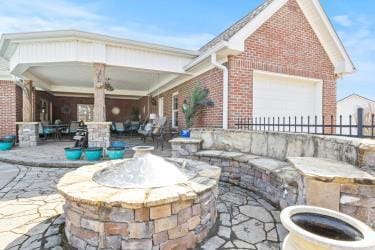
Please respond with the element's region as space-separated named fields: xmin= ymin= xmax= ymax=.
xmin=357 ymin=108 xmax=364 ymax=138
xmin=234 ymin=110 xmax=374 ymax=138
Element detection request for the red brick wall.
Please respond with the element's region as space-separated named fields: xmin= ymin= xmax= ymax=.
xmin=157 ymin=0 xmax=336 ymax=130
xmin=16 ymin=85 xmax=23 ymax=123
xmin=51 ymin=95 xmax=138 ymax=123
xmin=0 ymin=80 xmax=17 ymax=137
xmin=159 ymin=68 xmax=223 ymax=129
xmin=227 ymin=0 xmax=336 ymax=128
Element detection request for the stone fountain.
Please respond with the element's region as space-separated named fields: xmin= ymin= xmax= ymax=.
xmin=57 ymin=146 xmax=221 ymax=249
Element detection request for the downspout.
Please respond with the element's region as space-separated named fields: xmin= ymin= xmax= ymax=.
xmin=211 ymin=53 xmax=229 ymax=129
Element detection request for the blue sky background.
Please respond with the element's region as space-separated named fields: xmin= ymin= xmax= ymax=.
xmin=0 ymin=0 xmax=374 ymax=100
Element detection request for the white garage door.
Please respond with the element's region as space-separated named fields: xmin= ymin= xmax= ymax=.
xmin=253 ymin=72 xmax=322 ymax=119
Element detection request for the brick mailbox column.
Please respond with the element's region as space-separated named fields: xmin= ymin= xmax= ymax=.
xmin=86 ymin=122 xmax=111 ymax=150
xmin=16 ymin=122 xmax=39 ymax=147
xmin=169 ymin=138 xmax=203 ymax=158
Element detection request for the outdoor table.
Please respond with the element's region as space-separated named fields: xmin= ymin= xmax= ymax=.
xmin=45 ymin=124 xmax=68 ymax=141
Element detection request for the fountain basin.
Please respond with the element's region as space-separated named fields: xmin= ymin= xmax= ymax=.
xmin=281 ymin=205 xmax=375 ymax=250
xmin=57 ymin=151 xmax=221 ymax=249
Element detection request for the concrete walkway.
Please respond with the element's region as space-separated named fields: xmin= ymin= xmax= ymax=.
xmin=0 ymin=137 xmax=171 ymax=168
xmin=0 ymin=163 xmax=286 ymax=249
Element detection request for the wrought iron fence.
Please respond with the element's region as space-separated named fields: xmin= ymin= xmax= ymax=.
xmin=235 ymin=108 xmax=375 ymax=138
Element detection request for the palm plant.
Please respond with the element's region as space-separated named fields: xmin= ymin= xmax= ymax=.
xmin=182 ymin=84 xmax=214 ymax=128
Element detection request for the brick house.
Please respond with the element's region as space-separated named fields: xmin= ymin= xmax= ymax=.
xmin=0 ymin=0 xmax=354 ymax=139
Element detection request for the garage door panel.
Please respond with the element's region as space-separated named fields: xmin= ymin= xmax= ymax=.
xmin=253 ymin=74 xmax=322 ymax=119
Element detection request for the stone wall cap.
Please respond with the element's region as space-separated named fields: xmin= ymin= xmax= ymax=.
xmin=288 ymin=157 xmax=375 ymax=185
xmin=57 ymin=158 xmax=220 ymax=209
xmin=169 ymin=138 xmax=202 ymax=144
xmin=16 ymin=122 xmax=39 ymax=125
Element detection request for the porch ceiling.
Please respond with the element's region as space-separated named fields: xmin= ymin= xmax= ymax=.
xmin=26 ymin=63 xmax=179 ymax=98
xmin=0 ymin=30 xmax=199 ymax=98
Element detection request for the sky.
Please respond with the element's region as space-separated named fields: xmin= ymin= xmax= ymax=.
xmin=0 ymin=0 xmax=374 ymax=100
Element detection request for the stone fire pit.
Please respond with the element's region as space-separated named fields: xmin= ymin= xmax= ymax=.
xmin=57 ymin=146 xmax=221 ymax=249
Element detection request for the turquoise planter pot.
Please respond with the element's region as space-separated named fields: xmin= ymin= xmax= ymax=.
xmin=85 ymin=147 xmax=103 ymax=161
xmin=4 ymin=135 xmax=16 ymax=146
xmin=0 ymin=139 xmax=13 ymax=151
xmin=107 ymin=147 xmax=125 ymax=160
xmin=64 ymin=147 xmax=82 ymax=161
xmin=111 ymin=141 xmax=126 ymax=148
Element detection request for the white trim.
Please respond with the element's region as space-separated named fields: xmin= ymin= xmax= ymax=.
xmin=211 ymin=53 xmax=229 ymax=129
xmin=253 ymin=70 xmax=323 ymax=84
xmin=229 ymin=0 xmax=289 ymax=52
xmin=305 ymin=0 xmax=355 ymax=74
xmin=0 ymin=30 xmax=199 ymax=59
xmin=184 ymin=41 xmax=228 ymax=71
xmin=171 ymin=91 xmax=179 ymax=128
xmin=50 ymin=86 xmax=146 ymax=97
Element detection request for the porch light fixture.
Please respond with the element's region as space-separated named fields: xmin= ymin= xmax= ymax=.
xmin=104 ymin=77 xmax=114 ymax=91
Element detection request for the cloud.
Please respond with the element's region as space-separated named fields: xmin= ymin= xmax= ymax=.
xmin=333 ymin=15 xmax=353 ymax=27
xmin=0 ymin=0 xmax=213 ymax=50
xmin=335 ymin=15 xmax=375 ymax=99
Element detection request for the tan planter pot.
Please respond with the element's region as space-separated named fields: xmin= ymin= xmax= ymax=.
xmin=281 ymin=206 xmax=375 ymax=250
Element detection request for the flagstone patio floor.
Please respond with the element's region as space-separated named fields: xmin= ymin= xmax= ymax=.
xmin=0 ymin=161 xmax=287 ymax=249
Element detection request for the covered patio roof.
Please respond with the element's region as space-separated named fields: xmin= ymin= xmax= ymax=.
xmin=0 ymin=30 xmax=200 ymax=98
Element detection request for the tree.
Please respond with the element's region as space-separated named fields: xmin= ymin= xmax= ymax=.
xmin=182 ymin=84 xmax=214 ymax=128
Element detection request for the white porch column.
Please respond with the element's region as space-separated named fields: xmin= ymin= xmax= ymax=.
xmin=93 ymin=63 xmax=106 ymax=122
xmin=22 ymin=80 xmax=33 ymax=122
xmin=88 ymin=63 xmax=110 ymax=150
xmin=17 ymin=80 xmax=39 ymax=147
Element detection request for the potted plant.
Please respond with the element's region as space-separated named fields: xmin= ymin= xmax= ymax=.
xmin=181 ymin=84 xmax=214 ymax=138
xmin=64 ymin=147 xmax=83 ymax=160
xmin=84 ymin=147 xmax=103 ymax=161
xmin=0 ymin=138 xmax=14 ymax=151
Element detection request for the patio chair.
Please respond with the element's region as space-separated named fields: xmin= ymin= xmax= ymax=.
xmin=129 ymin=121 xmax=140 ymax=136
xmin=151 ymin=117 xmax=168 ymax=150
xmin=123 ymin=120 xmax=131 ymax=135
xmin=138 ymin=120 xmax=154 ymax=142
xmin=38 ymin=122 xmax=56 ymax=139
xmin=114 ymin=122 xmax=125 ymax=135
xmin=61 ymin=121 xmax=80 ymax=137
xmin=111 ymin=122 xmax=116 ymax=133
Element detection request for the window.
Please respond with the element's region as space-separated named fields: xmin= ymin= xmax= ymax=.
xmin=77 ymin=104 xmax=94 ymax=122
xmin=172 ymin=92 xmax=179 ymax=128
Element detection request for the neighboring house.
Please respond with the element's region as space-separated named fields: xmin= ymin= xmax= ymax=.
xmin=0 ymin=0 xmax=355 ymax=137
xmin=337 ymin=94 xmax=375 ymax=135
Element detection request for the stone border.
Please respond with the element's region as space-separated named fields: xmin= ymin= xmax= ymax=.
xmin=190 ymin=128 xmax=375 ymax=169
xmin=58 ymin=158 xmax=221 ymax=249
xmin=57 ymin=158 xmax=221 ymax=209
xmin=190 ymin=150 xmax=298 ymax=209
xmin=169 ymin=138 xmax=202 ymax=158
xmin=0 ymin=154 xmax=88 ymax=168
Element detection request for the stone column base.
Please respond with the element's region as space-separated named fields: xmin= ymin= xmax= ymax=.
xmin=169 ymin=138 xmax=202 ymax=158
xmin=16 ymin=122 xmax=39 ymax=148
xmin=86 ymin=122 xmax=111 ymax=150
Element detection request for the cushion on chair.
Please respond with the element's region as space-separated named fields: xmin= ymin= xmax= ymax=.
xmin=152 ymin=126 xmax=161 ymax=135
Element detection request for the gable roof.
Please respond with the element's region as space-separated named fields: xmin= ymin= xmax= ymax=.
xmin=197 ymin=0 xmax=355 ymax=75
xmin=338 ymin=94 xmax=375 ymax=103
xmin=199 ymin=0 xmax=274 ymax=52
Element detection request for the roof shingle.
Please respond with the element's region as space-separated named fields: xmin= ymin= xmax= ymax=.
xmin=199 ymin=0 xmax=274 ymax=52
